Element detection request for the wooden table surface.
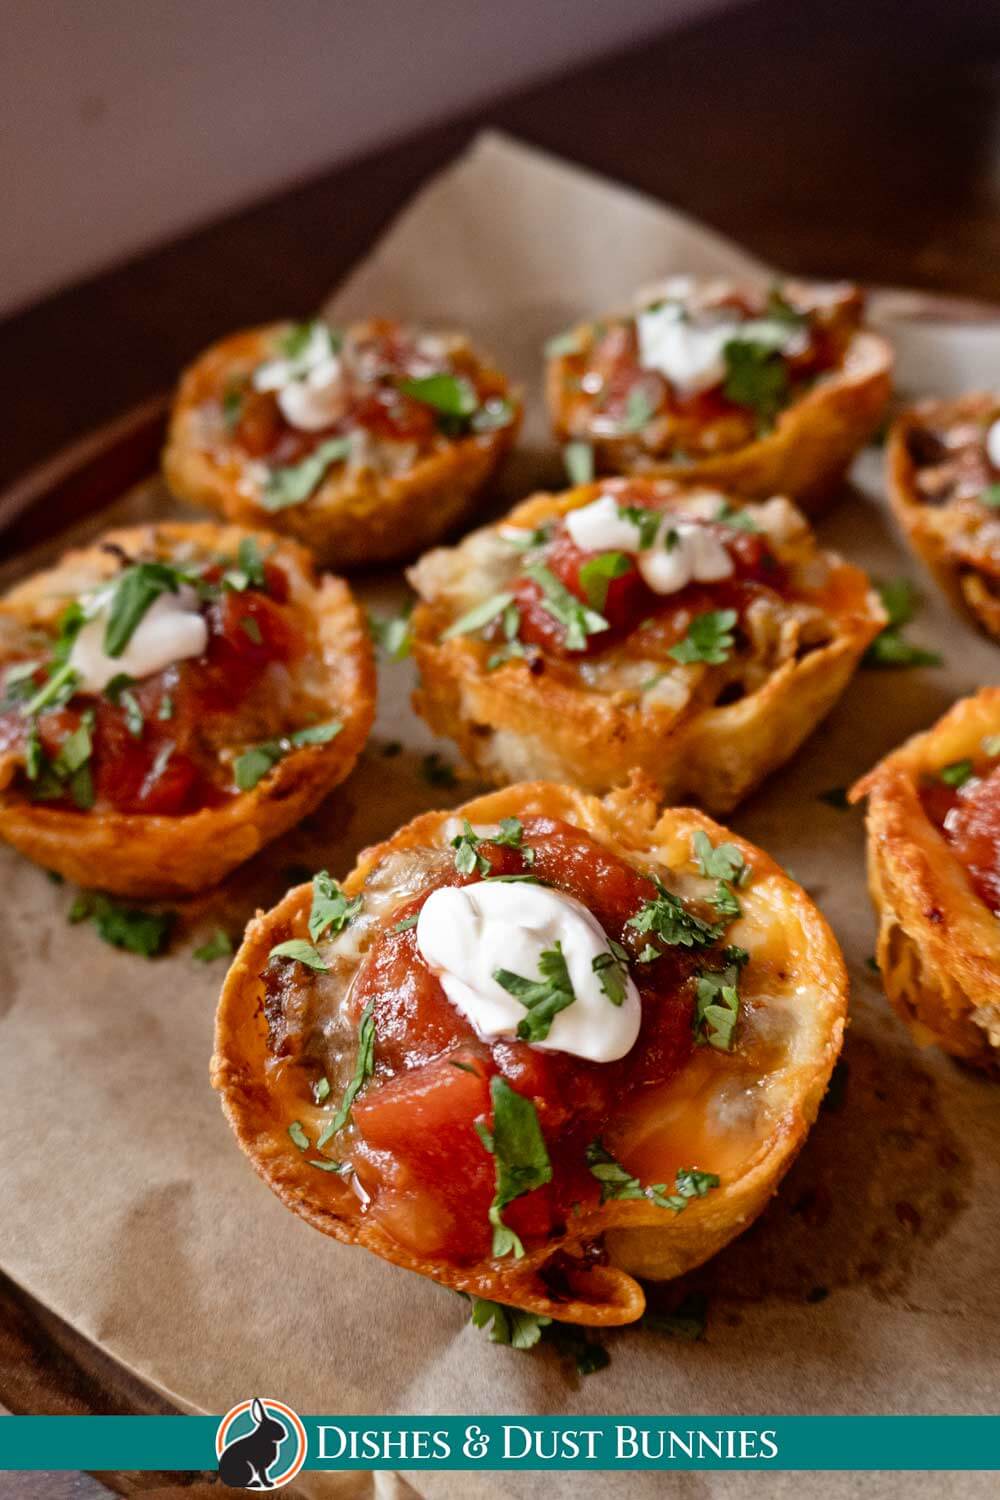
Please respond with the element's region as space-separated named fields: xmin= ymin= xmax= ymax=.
xmin=3 ymin=0 xmax=1000 ymax=1489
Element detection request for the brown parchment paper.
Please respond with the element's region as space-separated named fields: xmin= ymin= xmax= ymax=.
xmin=1 ymin=133 xmax=999 ymax=1500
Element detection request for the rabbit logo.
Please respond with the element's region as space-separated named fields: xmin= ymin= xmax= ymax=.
xmin=216 ymin=1397 xmax=307 ymax=1490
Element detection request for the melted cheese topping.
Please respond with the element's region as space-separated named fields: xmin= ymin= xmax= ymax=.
xmin=564 ymin=493 xmax=734 ymax=594
xmin=415 ymin=879 xmax=641 ymax=1062
xmin=68 ymin=587 xmax=207 ymax=693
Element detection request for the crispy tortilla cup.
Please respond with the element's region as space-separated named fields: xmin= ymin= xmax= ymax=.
xmin=408 ymin=480 xmax=885 ymax=812
xmin=163 ymin=320 xmax=520 ymax=568
xmin=213 ymin=778 xmax=847 ymax=1326
xmin=546 ymin=284 xmax=891 ymax=513
xmin=0 ymin=523 xmax=375 ymax=897
xmin=887 ymin=394 xmax=1000 ymax=640
xmin=851 ymin=688 xmax=1000 ymax=1069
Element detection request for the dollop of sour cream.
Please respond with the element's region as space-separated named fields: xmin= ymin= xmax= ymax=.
xmin=636 ymin=301 xmax=806 ymax=396
xmin=565 ymin=493 xmax=734 ymax=595
xmin=415 ymin=880 xmax=641 ymax=1063
xmin=252 ymin=322 xmax=345 ymax=432
xmin=986 ymin=417 xmax=1000 ymax=472
xmin=68 ymin=587 xmax=208 ymax=693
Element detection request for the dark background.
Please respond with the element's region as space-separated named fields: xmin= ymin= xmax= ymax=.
xmin=2 ymin=0 xmax=1000 ymax=497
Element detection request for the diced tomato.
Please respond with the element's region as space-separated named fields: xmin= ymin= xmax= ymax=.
xmin=922 ymin=763 xmax=1000 ymax=913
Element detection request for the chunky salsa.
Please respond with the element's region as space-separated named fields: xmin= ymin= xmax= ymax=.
xmin=0 ymin=548 xmax=313 ymax=817
xmin=920 ymin=749 xmax=1000 ymax=915
xmin=551 ymin=283 xmax=864 ymax=459
xmin=264 ymin=817 xmax=744 ymax=1264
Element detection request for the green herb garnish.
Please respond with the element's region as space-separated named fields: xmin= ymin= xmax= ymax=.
xmin=308 ymin=870 xmax=362 ymax=943
xmin=368 ymin=606 xmax=413 ymax=660
xmin=476 ymin=1077 xmax=552 ymax=1258
xmin=288 ymin=1121 xmax=310 ymax=1151
xmin=470 ymin=1298 xmax=551 ymax=1350
xmin=940 ymin=759 xmax=974 ymax=788
xmin=494 ymin=941 xmax=577 ymax=1044
xmin=440 ymin=593 xmax=514 ymax=642
xmin=591 ymin=938 xmax=630 ymax=1006
xmin=192 ymin=929 xmax=233 ymax=963
xmin=317 ymin=1001 xmax=376 ymax=1145
xmin=578 ymin=551 xmax=632 ymax=611
xmin=864 ymin=580 xmax=942 ymax=670
xmin=69 ymin=893 xmax=175 ymax=957
xmin=261 ymin=437 xmax=352 ymax=511
xmin=586 ymin=1140 xmax=719 ymax=1212
xmin=268 ymin=939 xmax=329 ymax=972
xmin=524 ymin=563 xmax=608 ymax=651
xmin=563 ymin=441 xmax=595 ymax=487
xmin=693 ymin=960 xmax=744 ymax=1051
xmin=232 ymin=720 xmax=342 ymax=791
xmin=627 ymin=877 xmax=722 ymax=958
xmin=669 ymin=609 xmax=737 ymax=665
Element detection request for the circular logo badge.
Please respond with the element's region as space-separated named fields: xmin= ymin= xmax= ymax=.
xmin=216 ymin=1397 xmax=307 ymax=1490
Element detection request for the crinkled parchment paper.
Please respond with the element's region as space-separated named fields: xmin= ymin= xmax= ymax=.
xmin=1 ymin=133 xmax=998 ymax=1500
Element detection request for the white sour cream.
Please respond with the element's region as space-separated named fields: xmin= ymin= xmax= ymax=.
xmin=415 ymin=881 xmax=641 ymax=1063
xmin=636 ymin=302 xmax=806 ymax=395
xmin=69 ymin=587 xmax=208 ymax=693
xmin=252 ymin=323 xmax=345 ymax=432
xmin=564 ymin=493 xmax=734 ymax=596
xmin=986 ymin=417 xmax=1000 ymax=471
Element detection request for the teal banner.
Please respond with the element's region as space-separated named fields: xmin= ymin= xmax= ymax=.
xmin=1 ymin=1415 xmax=998 ymax=1472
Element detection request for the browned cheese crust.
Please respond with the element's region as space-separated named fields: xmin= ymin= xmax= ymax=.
xmin=408 ymin=483 xmax=885 ymax=812
xmin=0 ymin=522 xmax=375 ymax=896
xmin=213 ymin=778 xmax=848 ymax=1325
xmin=851 ymin=688 xmax=1000 ymax=1069
xmin=163 ymin=322 xmax=521 ymax=567
xmin=547 ymin=318 xmax=891 ymax=515
xmin=887 ymin=394 xmax=1000 ymax=640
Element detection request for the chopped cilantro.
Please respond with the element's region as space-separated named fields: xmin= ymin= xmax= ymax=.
xmin=623 ymin=386 xmax=655 ymax=432
xmin=669 ymin=609 xmax=737 ymax=665
xmin=103 ymin=562 xmax=190 ymax=658
xmin=69 ymin=893 xmax=175 ymax=957
xmin=157 ymin=695 xmax=174 ymax=721
xmin=308 ymin=871 xmax=362 ymax=943
xmin=268 ymin=938 xmax=329 ymax=972
xmin=398 ymin=372 xmax=478 ymax=423
xmin=544 ymin=328 xmax=584 ymax=358
xmin=591 ymin=938 xmax=629 ymax=1006
xmin=368 ymin=606 xmax=413 ymax=660
xmin=563 ymin=440 xmax=595 ymax=487
xmin=864 ymin=580 xmax=942 ymax=669
xmin=578 ymin=551 xmax=633 ymax=611
xmin=494 ymin=941 xmax=577 ymax=1044
xmin=452 ymin=820 xmax=492 ymax=877
xmin=586 ymin=1140 xmax=719 ymax=1212
xmin=239 ymin=616 xmax=263 ymax=645
xmin=627 ymin=877 xmax=722 ymax=957
xmin=982 ymin=483 xmax=1000 ymax=509
xmin=486 ymin=603 xmax=527 ymax=671
xmin=470 ymin=1298 xmax=551 ymax=1350
xmin=261 ymin=436 xmax=352 ymax=511
xmin=693 ymin=960 xmax=744 ymax=1051
xmin=691 ymin=829 xmax=748 ymax=884
xmin=192 ymin=929 xmax=233 ymax=963
xmin=288 ymin=1121 xmax=310 ymax=1151
xmin=313 ymin=1075 xmax=331 ymax=1103
xmin=392 ymin=914 xmax=418 ymax=933
xmin=940 ymin=759 xmax=974 ymax=788
xmin=232 ymin=720 xmax=342 ymax=791
xmin=317 ymin=1001 xmax=376 ymax=1145
xmin=715 ymin=501 xmax=760 ymax=533
xmin=440 ymin=593 xmax=514 ymax=642
xmin=723 ymin=336 xmax=790 ymax=430
xmin=477 ymin=1076 xmax=552 ymax=1258
xmin=524 ymin=563 xmax=608 ymax=651
xmin=618 ymin=505 xmax=660 ymax=549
